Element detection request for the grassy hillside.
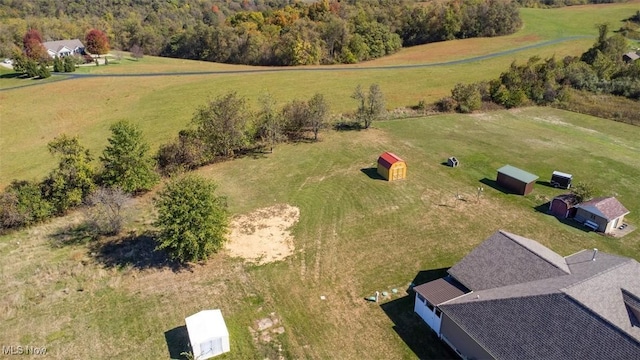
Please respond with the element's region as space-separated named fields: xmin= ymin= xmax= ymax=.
xmin=2 ymin=2 xmax=640 ymax=187
xmin=1 ymin=107 xmax=639 ymax=359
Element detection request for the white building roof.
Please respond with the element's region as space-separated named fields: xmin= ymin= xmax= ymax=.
xmin=552 ymin=171 xmax=572 ymax=179
xmin=185 ymin=309 xmax=229 ymax=345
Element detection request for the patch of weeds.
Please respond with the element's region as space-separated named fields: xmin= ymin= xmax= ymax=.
xmin=49 ymin=223 xmax=95 ymax=248
xmin=245 ymin=293 xmax=265 ymax=306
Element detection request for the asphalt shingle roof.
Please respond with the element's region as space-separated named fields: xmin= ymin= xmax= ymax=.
xmin=441 ymin=294 xmax=640 ymax=360
xmin=413 ymin=277 xmax=468 ymax=305
xmin=576 ymin=197 xmax=630 ymax=221
xmin=438 ymin=232 xmax=640 ymax=359
xmin=447 ymin=231 xmax=569 ymax=291
xmin=42 ymin=39 xmax=85 ymax=54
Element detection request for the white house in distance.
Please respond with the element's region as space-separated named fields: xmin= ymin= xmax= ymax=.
xmin=42 ymin=39 xmax=85 ymax=58
xmin=185 ymin=309 xmax=230 ymax=359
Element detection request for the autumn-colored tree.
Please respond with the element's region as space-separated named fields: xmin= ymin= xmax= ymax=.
xmin=23 ymin=29 xmax=47 ymax=61
xmin=85 ymin=29 xmax=110 ymax=55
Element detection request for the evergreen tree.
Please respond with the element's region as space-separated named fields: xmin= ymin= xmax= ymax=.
xmin=42 ymin=135 xmax=96 ymax=214
xmin=63 ymin=56 xmax=75 ymax=72
xmin=37 ymin=63 xmax=50 ymax=78
xmin=53 ymin=56 xmax=63 ymax=72
xmin=100 ymin=120 xmax=159 ymax=194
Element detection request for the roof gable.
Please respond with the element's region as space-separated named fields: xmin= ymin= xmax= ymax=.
xmin=440 ymin=293 xmax=640 ymax=360
xmin=497 ymin=165 xmax=539 ymax=183
xmin=553 ymin=193 xmax=579 ymax=207
xmin=413 ymin=277 xmax=468 ymax=305
xmin=377 ymin=152 xmax=404 ymax=169
xmin=447 ymin=231 xmax=569 ymax=291
xmin=42 ymin=39 xmax=85 ymax=53
xmin=623 ymin=289 xmax=640 ymax=328
xmin=576 ymin=197 xmax=629 ymax=220
xmin=562 ymin=260 xmax=640 ymax=340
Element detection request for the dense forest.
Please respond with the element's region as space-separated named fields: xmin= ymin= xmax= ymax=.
xmin=0 ymin=0 xmax=521 ymax=65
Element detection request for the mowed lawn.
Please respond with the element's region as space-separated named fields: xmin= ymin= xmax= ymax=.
xmin=1 ymin=107 xmax=639 ymax=359
xmin=2 ymin=2 xmax=640 ymax=186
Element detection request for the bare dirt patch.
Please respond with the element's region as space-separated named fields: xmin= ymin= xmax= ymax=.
xmin=225 ymin=204 xmax=300 ymax=265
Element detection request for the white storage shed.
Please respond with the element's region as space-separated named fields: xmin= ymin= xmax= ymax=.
xmin=185 ymin=309 xmax=230 ymax=359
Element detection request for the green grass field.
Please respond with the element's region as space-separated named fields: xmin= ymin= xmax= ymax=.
xmin=2 ymin=2 xmax=640 ymax=187
xmin=1 ymin=106 xmax=639 ymax=359
xmin=1 ymin=2 xmax=640 ymax=359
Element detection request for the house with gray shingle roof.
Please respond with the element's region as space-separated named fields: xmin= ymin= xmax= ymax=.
xmin=42 ymin=39 xmax=85 ymax=58
xmin=574 ymin=196 xmax=629 ymax=234
xmin=414 ymin=230 xmax=640 ymax=359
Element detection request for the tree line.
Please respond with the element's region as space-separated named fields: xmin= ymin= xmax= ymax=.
xmin=0 ymin=85 xmax=384 ymax=230
xmin=1 ymin=0 xmax=521 ymax=66
xmin=439 ymin=24 xmax=640 ymax=120
xmin=1 ymin=85 xmax=386 ymax=262
xmin=156 ymin=87 xmax=384 ymax=175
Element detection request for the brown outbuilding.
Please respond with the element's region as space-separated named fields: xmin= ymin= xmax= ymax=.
xmin=496 ymin=165 xmax=539 ymax=195
xmin=549 ymin=194 xmax=579 ymax=219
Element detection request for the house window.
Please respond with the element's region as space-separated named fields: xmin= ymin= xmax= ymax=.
xmin=417 ymin=293 xmax=425 ymax=302
xmin=426 ymin=301 xmax=434 ymax=311
xmin=435 ymin=308 xmax=442 ymax=318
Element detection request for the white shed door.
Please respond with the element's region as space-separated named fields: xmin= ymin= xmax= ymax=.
xmin=201 ymin=338 xmax=223 ymax=357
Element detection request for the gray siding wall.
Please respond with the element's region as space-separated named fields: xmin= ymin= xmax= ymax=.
xmin=440 ymin=314 xmax=494 ymax=360
xmin=575 ymin=208 xmax=608 ymax=232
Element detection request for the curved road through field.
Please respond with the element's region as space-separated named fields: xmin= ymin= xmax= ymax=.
xmin=0 ymin=36 xmax=589 ymax=92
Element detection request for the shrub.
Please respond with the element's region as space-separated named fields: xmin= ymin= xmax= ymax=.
xmin=156 ymin=130 xmax=209 ymax=176
xmin=451 ymin=83 xmax=481 ymax=113
xmin=435 ymin=97 xmax=456 ymax=112
xmin=154 ymin=175 xmax=228 ymax=263
xmin=0 ymin=180 xmax=53 ymax=229
xmin=83 ymin=187 xmax=131 ymax=237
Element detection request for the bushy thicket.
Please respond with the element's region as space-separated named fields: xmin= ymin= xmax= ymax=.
xmin=1 ymin=126 xmax=155 ymax=232
xmin=0 ymin=0 xmax=521 ymax=66
xmin=515 ymin=0 xmax=623 ymax=7
xmin=156 ymin=91 xmax=334 ymax=175
xmin=444 ymin=26 xmax=640 ymax=114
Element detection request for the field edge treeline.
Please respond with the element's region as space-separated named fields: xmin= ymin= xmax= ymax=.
xmin=1 ymin=0 xmax=521 ymax=66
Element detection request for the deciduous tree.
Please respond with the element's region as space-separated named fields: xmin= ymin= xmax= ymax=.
xmin=130 ymin=44 xmax=144 ymax=60
xmin=451 ymin=83 xmax=481 ymax=113
xmin=154 ymin=175 xmax=228 ymax=263
xmin=571 ymin=182 xmax=596 ymax=203
xmin=83 ymin=187 xmax=131 ymax=236
xmin=255 ymin=93 xmax=285 ymax=150
xmin=100 ymin=120 xmax=159 ymax=194
xmin=23 ymin=28 xmax=47 ymax=61
xmin=307 ymin=93 xmax=329 ymax=141
xmin=352 ymin=83 xmax=385 ymax=129
xmin=281 ymin=99 xmax=310 ymax=140
xmin=192 ymin=92 xmax=250 ymax=157
xmin=85 ymin=29 xmax=110 ymax=56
